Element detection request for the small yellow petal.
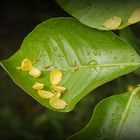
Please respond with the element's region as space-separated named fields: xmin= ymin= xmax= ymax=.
xmin=32 ymin=82 xmax=44 ymax=90
xmin=128 ymin=8 xmax=140 ymax=24
xmin=50 ymin=70 xmax=62 ymax=85
xmin=29 ymin=67 xmax=41 ymax=78
xmin=38 ymin=90 xmax=54 ymax=99
xmin=54 ymin=92 xmax=61 ymax=98
xmin=21 ymin=58 xmax=33 ymax=71
xmin=127 ymin=85 xmax=134 ymax=92
xmin=102 ymin=16 xmax=121 ymax=29
xmin=52 ymin=85 xmax=67 ymax=93
xmin=49 ymin=97 xmax=68 ymax=109
xmin=16 ymin=67 xmax=21 ymax=70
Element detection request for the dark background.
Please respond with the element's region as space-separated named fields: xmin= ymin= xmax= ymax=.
xmin=0 ymin=0 xmax=140 ymax=140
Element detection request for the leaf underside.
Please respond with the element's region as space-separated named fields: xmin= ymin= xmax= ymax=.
xmin=69 ymin=89 xmax=140 ymax=140
xmin=55 ymin=0 xmax=140 ymax=30
xmin=0 ymin=17 xmax=140 ymax=112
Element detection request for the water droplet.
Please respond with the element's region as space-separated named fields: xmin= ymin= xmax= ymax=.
xmin=88 ymin=60 xmax=97 ymax=66
xmin=131 ymin=53 xmax=134 ymax=56
xmin=93 ymin=50 xmax=98 ymax=56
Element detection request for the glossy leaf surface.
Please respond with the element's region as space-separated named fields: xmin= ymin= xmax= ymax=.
xmin=69 ymin=87 xmax=140 ymax=140
xmin=55 ymin=0 xmax=140 ymax=30
xmin=119 ymin=26 xmax=140 ymax=75
xmin=1 ymin=17 xmax=140 ymax=112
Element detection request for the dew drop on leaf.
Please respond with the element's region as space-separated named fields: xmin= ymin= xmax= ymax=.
xmin=88 ymin=60 xmax=97 ymax=66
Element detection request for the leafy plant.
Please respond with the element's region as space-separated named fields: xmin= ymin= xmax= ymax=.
xmin=1 ymin=0 xmax=140 ymax=139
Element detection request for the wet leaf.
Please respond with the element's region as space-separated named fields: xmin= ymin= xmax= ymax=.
xmin=0 ymin=17 xmax=140 ymax=112
xmin=55 ymin=0 xmax=140 ymax=30
xmin=119 ymin=26 xmax=140 ymax=75
xmin=69 ymin=87 xmax=140 ymax=140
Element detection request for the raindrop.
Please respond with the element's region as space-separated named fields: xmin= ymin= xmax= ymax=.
xmin=88 ymin=60 xmax=98 ymax=66
xmin=93 ymin=50 xmax=98 ymax=56
xmin=131 ymin=52 xmax=134 ymax=56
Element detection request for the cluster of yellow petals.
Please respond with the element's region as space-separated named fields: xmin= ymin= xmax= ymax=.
xmin=16 ymin=58 xmax=41 ymax=78
xmin=17 ymin=58 xmax=68 ymax=110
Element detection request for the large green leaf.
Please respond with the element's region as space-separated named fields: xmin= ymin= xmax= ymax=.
xmin=69 ymin=86 xmax=140 ymax=140
xmin=55 ymin=0 xmax=140 ymax=30
xmin=0 ymin=17 xmax=140 ymax=112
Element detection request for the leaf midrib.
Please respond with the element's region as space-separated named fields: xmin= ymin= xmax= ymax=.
xmin=42 ymin=62 xmax=140 ymax=72
xmin=115 ymin=87 xmax=140 ymax=139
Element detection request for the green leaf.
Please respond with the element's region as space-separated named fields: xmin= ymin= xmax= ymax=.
xmin=119 ymin=26 xmax=140 ymax=75
xmin=0 ymin=17 xmax=140 ymax=112
xmin=119 ymin=27 xmax=140 ymax=55
xmin=69 ymin=87 xmax=140 ymax=140
xmin=55 ymin=0 xmax=140 ymax=30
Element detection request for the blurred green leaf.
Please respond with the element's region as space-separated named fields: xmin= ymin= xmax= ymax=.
xmin=119 ymin=25 xmax=140 ymax=75
xmin=1 ymin=17 xmax=140 ymax=112
xmin=55 ymin=0 xmax=140 ymax=30
xmin=69 ymin=86 xmax=140 ymax=140
xmin=119 ymin=27 xmax=140 ymax=55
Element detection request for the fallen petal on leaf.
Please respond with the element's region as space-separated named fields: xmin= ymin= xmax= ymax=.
xmin=49 ymin=96 xmax=68 ymax=109
xmin=50 ymin=70 xmax=62 ymax=85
